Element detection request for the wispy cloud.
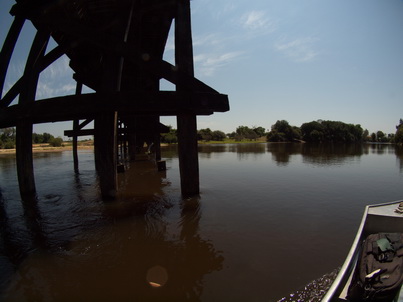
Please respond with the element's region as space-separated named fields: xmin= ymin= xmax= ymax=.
xmin=274 ymin=36 xmax=319 ymax=62
xmin=194 ymin=51 xmax=243 ymax=77
xmin=240 ymin=10 xmax=277 ymax=33
xmin=2 ymin=62 xmax=24 ymax=98
xmin=191 ymin=32 xmax=245 ymax=76
xmin=193 ymin=33 xmax=223 ymax=47
xmin=36 ymin=55 xmax=76 ymax=99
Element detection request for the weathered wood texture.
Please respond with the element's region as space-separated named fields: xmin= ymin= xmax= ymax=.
xmin=94 ymin=54 xmax=120 ymax=200
xmin=175 ymin=0 xmax=200 ymax=197
xmin=94 ymin=112 xmax=118 ymax=199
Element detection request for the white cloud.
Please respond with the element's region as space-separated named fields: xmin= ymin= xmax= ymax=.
xmin=2 ymin=55 xmax=75 ymax=102
xmin=36 ymin=55 xmax=76 ymax=99
xmin=193 ymin=33 xmax=222 ymax=47
xmin=241 ymin=10 xmax=277 ymax=33
xmin=274 ymin=36 xmax=319 ymax=62
xmin=195 ymin=51 xmax=243 ymax=76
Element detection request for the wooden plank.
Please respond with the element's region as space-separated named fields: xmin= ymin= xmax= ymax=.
xmin=0 ymin=91 xmax=229 ymax=128
xmin=64 ymin=122 xmax=169 ymax=137
xmin=64 ymin=129 xmax=95 ymax=137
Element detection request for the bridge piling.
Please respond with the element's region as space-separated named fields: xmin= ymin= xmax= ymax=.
xmin=0 ymin=0 xmax=229 ymax=201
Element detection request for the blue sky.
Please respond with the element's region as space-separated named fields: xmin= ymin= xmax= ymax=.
xmin=1 ymin=0 xmax=403 ymax=138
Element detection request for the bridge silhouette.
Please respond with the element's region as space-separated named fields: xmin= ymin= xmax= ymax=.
xmin=0 ymin=0 xmax=229 ymax=200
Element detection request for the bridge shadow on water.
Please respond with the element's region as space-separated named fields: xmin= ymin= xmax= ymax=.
xmin=0 ymin=158 xmax=224 ymax=302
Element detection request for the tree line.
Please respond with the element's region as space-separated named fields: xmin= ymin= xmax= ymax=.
xmin=2 ymin=119 xmax=402 ymax=149
xmin=0 ymin=129 xmax=64 ymax=149
xmin=160 ymin=119 xmax=403 ymax=144
xmin=160 ymin=125 xmax=267 ymax=143
xmin=267 ymin=119 xmax=403 ymax=144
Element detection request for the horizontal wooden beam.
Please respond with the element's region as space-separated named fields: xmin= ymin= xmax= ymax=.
xmin=0 ymin=91 xmax=229 ymax=128
xmin=64 ymin=122 xmax=170 ymax=137
xmin=64 ymin=129 xmax=94 ymax=137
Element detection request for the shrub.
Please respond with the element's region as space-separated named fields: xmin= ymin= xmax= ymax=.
xmin=49 ymin=137 xmax=64 ymax=147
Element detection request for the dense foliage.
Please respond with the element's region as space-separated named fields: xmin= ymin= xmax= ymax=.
xmin=300 ymin=120 xmax=363 ymax=142
xmin=1 ymin=118 xmax=401 ymax=148
xmin=160 ymin=126 xmax=178 ymax=144
xmin=197 ymin=128 xmax=226 ymax=141
xmin=266 ymin=119 xmax=401 ymax=143
xmin=267 ymin=120 xmax=301 ymax=142
xmin=0 ymin=127 xmax=16 ymax=149
xmin=396 ymin=119 xmax=403 ymax=144
xmin=0 ymin=128 xmax=64 ymax=149
xmin=227 ymin=126 xmax=266 ymax=141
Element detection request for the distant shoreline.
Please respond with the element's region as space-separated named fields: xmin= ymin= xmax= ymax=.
xmin=0 ymin=145 xmax=94 ymax=154
xmin=0 ymin=139 xmax=270 ymax=154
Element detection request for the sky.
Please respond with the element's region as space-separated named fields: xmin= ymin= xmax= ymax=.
xmin=1 ymin=0 xmax=403 ymax=139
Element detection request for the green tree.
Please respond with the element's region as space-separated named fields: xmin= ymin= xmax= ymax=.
xmin=227 ymin=132 xmax=236 ymax=139
xmin=301 ymin=120 xmax=364 ymax=142
xmin=49 ymin=137 xmax=64 ymax=147
xmin=267 ymin=120 xmax=301 ymax=142
xmin=0 ymin=127 xmax=16 ymax=149
xmin=252 ymin=126 xmax=266 ymax=137
xmin=376 ymin=131 xmax=386 ymax=142
xmin=161 ymin=126 xmax=177 ymax=144
xmin=395 ymin=119 xmax=403 ymax=144
xmin=42 ymin=132 xmax=54 ymax=143
xmin=32 ymin=133 xmax=44 ymax=144
xmin=267 ymin=130 xmax=286 ymax=142
xmin=212 ymin=130 xmax=226 ymax=141
xmin=235 ymin=126 xmax=258 ymax=140
xmin=300 ymin=121 xmax=325 ymax=142
xmin=198 ymin=128 xmax=213 ymax=141
xmin=362 ymin=129 xmax=370 ymax=142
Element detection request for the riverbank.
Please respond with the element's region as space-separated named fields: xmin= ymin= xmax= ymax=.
xmin=0 ymin=138 xmax=270 ymax=154
xmin=0 ymin=144 xmax=94 ymax=154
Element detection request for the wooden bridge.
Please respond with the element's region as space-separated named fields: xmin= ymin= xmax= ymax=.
xmin=0 ymin=0 xmax=229 ymax=200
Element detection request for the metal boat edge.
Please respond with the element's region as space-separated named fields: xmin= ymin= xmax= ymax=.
xmin=321 ymin=200 xmax=403 ymax=302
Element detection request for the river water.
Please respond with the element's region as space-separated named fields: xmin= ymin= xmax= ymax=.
xmin=0 ymin=143 xmax=402 ymax=301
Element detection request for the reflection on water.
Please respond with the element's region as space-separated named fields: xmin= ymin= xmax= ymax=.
xmin=2 ymin=198 xmax=223 ymax=301
xmin=0 ymin=143 xmax=402 ymax=301
xmin=0 ymin=153 xmax=223 ymax=301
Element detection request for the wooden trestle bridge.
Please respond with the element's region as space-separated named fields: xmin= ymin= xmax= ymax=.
xmin=0 ymin=0 xmax=229 ymax=200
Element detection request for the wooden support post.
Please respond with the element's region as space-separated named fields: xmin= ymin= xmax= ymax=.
xmin=72 ymin=119 xmax=79 ymax=173
xmin=72 ymin=82 xmax=82 ymax=173
xmin=16 ymin=120 xmax=35 ymax=198
xmin=155 ymin=133 xmax=161 ymax=161
xmin=94 ymin=111 xmax=118 ymax=199
xmin=175 ymin=0 xmax=199 ymax=197
xmin=93 ymin=50 xmax=120 ymax=199
xmin=16 ymin=30 xmax=50 ymax=199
